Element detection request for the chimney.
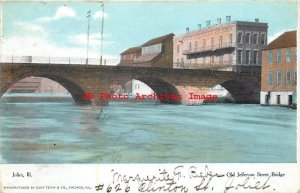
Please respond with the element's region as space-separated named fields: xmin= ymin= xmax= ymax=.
xmin=198 ymin=24 xmax=201 ymax=29
xmin=226 ymin=15 xmax=231 ymax=23
xmin=186 ymin=27 xmax=189 ymax=33
xmin=255 ymin=18 xmax=259 ymax=22
xmin=217 ymin=18 xmax=221 ymax=24
xmin=206 ymin=20 xmax=211 ymax=27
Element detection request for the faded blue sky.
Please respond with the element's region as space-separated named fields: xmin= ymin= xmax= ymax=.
xmin=1 ymin=1 xmax=298 ymax=64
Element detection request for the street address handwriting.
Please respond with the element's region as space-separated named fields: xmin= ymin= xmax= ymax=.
xmin=95 ymin=165 xmax=283 ymax=193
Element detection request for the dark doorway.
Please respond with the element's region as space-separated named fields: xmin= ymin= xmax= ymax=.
xmin=265 ymin=94 xmax=270 ymax=105
xmin=288 ymin=95 xmax=293 ymax=105
xmin=276 ymin=95 xmax=281 ymax=105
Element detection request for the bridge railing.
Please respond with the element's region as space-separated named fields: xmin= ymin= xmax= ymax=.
xmin=173 ymin=60 xmax=262 ymax=74
xmin=0 ymin=55 xmax=119 ymax=65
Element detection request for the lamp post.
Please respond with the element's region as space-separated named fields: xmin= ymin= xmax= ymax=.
xmin=86 ymin=10 xmax=91 ymax=65
xmin=99 ymin=1 xmax=104 ymax=65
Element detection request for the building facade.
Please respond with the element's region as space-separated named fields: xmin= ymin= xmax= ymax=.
xmin=260 ymin=30 xmax=297 ymax=106
xmin=173 ymin=17 xmax=268 ymax=73
xmin=119 ymin=33 xmax=174 ymax=68
xmin=119 ymin=46 xmax=141 ymax=65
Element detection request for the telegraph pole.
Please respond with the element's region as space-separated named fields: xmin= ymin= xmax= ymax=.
xmin=86 ymin=10 xmax=91 ymax=65
xmin=100 ymin=1 xmax=104 ymax=65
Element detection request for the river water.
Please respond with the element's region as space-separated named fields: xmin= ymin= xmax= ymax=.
xmin=0 ymin=94 xmax=296 ymax=163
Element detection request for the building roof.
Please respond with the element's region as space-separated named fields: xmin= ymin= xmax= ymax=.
xmin=141 ymin=33 xmax=174 ymax=47
xmin=265 ymin=30 xmax=296 ymax=50
xmin=133 ymin=53 xmax=160 ymax=63
xmin=120 ymin=46 xmax=141 ymax=55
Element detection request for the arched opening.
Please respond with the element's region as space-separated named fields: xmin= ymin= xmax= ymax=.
xmin=114 ymin=77 xmax=181 ymax=104
xmin=0 ymin=75 xmax=90 ymax=105
xmin=203 ymin=84 xmax=234 ymax=103
xmin=138 ymin=77 xmax=181 ymax=104
xmin=220 ymin=79 xmax=260 ymax=104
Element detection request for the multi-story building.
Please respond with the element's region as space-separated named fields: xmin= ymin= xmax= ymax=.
xmin=173 ymin=17 xmax=268 ymax=73
xmin=260 ymin=30 xmax=297 ymax=107
xmin=119 ymin=33 xmax=174 ymax=68
xmin=119 ymin=34 xmax=175 ymax=95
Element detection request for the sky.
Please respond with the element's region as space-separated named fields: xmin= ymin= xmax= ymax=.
xmin=0 ymin=1 xmax=298 ymax=65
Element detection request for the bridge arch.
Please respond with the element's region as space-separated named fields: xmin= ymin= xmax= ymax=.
xmin=120 ymin=76 xmax=181 ymax=104
xmin=0 ymin=73 xmax=90 ymax=104
xmin=220 ymin=79 xmax=260 ymax=104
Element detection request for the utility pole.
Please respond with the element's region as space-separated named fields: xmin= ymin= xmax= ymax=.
xmin=86 ymin=10 xmax=91 ymax=65
xmin=100 ymin=1 xmax=104 ymax=65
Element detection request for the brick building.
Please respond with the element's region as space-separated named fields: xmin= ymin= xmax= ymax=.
xmin=173 ymin=17 xmax=268 ymax=73
xmin=119 ymin=33 xmax=174 ymax=68
xmin=260 ymin=30 xmax=297 ymax=106
xmin=119 ymin=46 xmax=141 ymax=65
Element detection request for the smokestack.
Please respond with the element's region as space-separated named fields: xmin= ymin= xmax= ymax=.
xmin=255 ymin=18 xmax=259 ymax=22
xmin=186 ymin=27 xmax=189 ymax=33
xmin=217 ymin=18 xmax=221 ymax=24
xmin=206 ymin=20 xmax=211 ymax=27
xmin=226 ymin=15 xmax=231 ymax=23
xmin=198 ymin=24 xmax=201 ymax=29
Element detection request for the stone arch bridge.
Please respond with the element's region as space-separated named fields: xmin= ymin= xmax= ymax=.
xmin=0 ymin=63 xmax=261 ymax=106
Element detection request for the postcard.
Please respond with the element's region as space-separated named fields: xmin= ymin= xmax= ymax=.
xmin=0 ymin=0 xmax=299 ymax=193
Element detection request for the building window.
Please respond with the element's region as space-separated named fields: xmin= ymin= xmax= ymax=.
xmin=237 ymin=32 xmax=242 ymax=44
xmin=177 ymin=45 xmax=180 ymax=53
xmin=253 ymin=51 xmax=258 ymax=65
xmin=203 ymin=39 xmax=206 ymax=48
xmin=229 ymin=34 xmax=233 ymax=43
xmin=210 ymin=56 xmax=214 ymax=64
xmin=188 ymin=42 xmax=192 ymax=51
xmin=237 ymin=50 xmax=242 ymax=64
xmin=295 ymin=71 xmax=297 ymax=85
xmin=220 ymin=55 xmax=224 ymax=64
xmin=286 ymin=48 xmax=291 ymax=63
xmin=245 ymin=32 xmax=251 ymax=44
xmin=246 ymin=50 xmax=251 ymax=64
xmin=277 ymin=49 xmax=282 ymax=64
xmin=194 ymin=41 xmax=198 ymax=50
xmin=286 ymin=70 xmax=291 ymax=86
xmin=261 ymin=34 xmax=266 ymax=45
xmin=181 ymin=58 xmax=184 ymax=67
xmin=219 ymin=36 xmax=222 ymax=46
xmin=268 ymin=71 xmax=273 ymax=86
xmin=268 ymin=50 xmax=273 ymax=64
xmin=253 ymin=33 xmax=258 ymax=44
xmin=277 ymin=71 xmax=282 ymax=86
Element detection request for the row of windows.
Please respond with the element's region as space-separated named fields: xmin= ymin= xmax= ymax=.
xmin=142 ymin=43 xmax=162 ymax=55
xmin=177 ymin=32 xmax=266 ymax=53
xmin=268 ymin=48 xmax=296 ymax=64
xmin=177 ymin=34 xmax=233 ymax=53
xmin=237 ymin=50 xmax=259 ymax=65
xmin=176 ymin=54 xmax=230 ymax=64
xmin=268 ymin=70 xmax=297 ymax=86
xmin=237 ymin=32 xmax=266 ymax=45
